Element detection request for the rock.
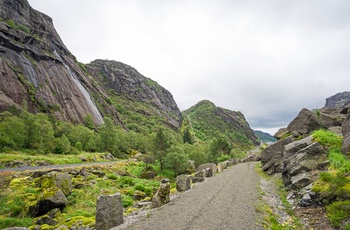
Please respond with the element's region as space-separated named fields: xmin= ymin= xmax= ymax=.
xmin=260 ymin=136 xmax=294 ymax=175
xmin=46 ymin=208 xmax=61 ymax=218
xmin=91 ymin=170 xmax=105 ymax=177
xmin=136 ymin=201 xmax=151 ymax=208
xmin=186 ymin=160 xmax=196 ymax=173
xmin=134 ymin=152 xmax=143 ymax=161
xmin=222 ymin=161 xmax=230 ymax=169
xmin=297 ymin=184 xmax=322 ymax=207
xmin=282 ymin=136 xmax=327 ymax=188
xmin=28 ymin=188 xmax=68 ymax=217
xmin=36 ymin=215 xmax=58 ymax=226
xmin=204 ymin=167 xmax=213 ymax=177
xmin=41 ymin=172 xmax=72 ymax=196
xmin=161 ymin=178 xmax=170 ymax=183
xmin=197 ymin=163 xmax=217 ymax=174
xmin=291 ymin=172 xmax=311 ymax=190
xmin=32 ymin=169 xmax=62 ymax=178
xmin=342 ymin=113 xmax=350 ymax=154
xmin=176 ymin=175 xmax=191 ymax=192
xmin=104 ymin=153 xmax=114 ymax=161
xmin=133 ymin=190 xmax=147 ymax=200
xmin=328 ymin=126 xmax=342 ymax=135
xmin=325 ymin=91 xmax=350 ymax=108
xmin=139 ymin=171 xmax=155 ymax=179
xmin=151 ymin=180 xmax=170 ymax=208
xmin=191 ymin=171 xmax=205 ymax=183
xmin=274 ymin=128 xmax=289 ymax=140
xmin=318 ymin=107 xmax=346 ymax=128
xmin=287 ymin=108 xmax=321 ymax=135
xmin=217 ymin=163 xmax=223 ymax=173
xmin=79 ymin=168 xmax=88 ymax=177
xmin=95 ymin=193 xmax=123 ymax=230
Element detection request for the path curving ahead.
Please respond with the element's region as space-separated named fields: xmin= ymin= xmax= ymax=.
xmin=117 ymin=162 xmax=263 ymax=230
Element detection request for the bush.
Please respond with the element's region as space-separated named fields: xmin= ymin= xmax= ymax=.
xmin=312 ymin=129 xmax=343 ymax=149
xmin=121 ymin=195 xmax=133 ymax=208
xmin=326 ymin=200 xmax=350 ymax=228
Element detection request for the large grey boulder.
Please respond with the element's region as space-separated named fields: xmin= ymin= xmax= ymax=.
xmin=274 ymin=127 xmax=289 ymax=140
xmin=151 ymin=179 xmax=170 ymax=208
xmin=28 ymin=188 xmax=68 ymax=217
xmin=260 ymin=136 xmax=294 ymax=175
xmin=287 ymin=108 xmax=321 ymax=135
xmin=95 ymin=193 xmax=123 ymax=230
xmin=191 ymin=171 xmax=205 ymax=183
xmin=176 ymin=175 xmax=191 ymax=192
xmin=197 ymin=163 xmax=217 ymax=173
xmin=318 ymin=107 xmax=346 ymax=128
xmin=282 ymin=136 xmax=328 ymax=189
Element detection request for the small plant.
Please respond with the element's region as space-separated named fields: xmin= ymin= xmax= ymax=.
xmin=326 ymin=200 xmax=350 ymax=228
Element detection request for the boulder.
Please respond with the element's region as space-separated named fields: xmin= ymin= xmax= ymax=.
xmin=36 ymin=215 xmax=58 ymax=226
xmin=133 ymin=190 xmax=147 ymax=200
xmin=217 ymin=163 xmax=223 ymax=173
xmin=274 ymin=127 xmax=289 ymax=140
xmin=139 ymin=171 xmax=155 ymax=179
xmin=287 ymin=108 xmax=321 ymax=135
xmin=191 ymin=171 xmax=205 ymax=183
xmin=186 ymin=160 xmax=196 ymax=173
xmin=95 ymin=193 xmax=123 ymax=230
xmin=104 ymin=153 xmax=114 ymax=161
xmin=28 ymin=188 xmax=68 ymax=217
xmin=151 ymin=180 xmax=170 ymax=208
xmin=197 ymin=163 xmax=217 ymax=173
xmin=318 ymin=107 xmax=346 ymax=128
xmin=204 ymin=167 xmax=213 ymax=177
xmin=282 ymin=136 xmax=328 ymax=189
xmin=176 ymin=175 xmax=191 ymax=192
xmin=40 ymin=172 xmax=72 ymax=197
xmin=260 ymin=136 xmax=294 ymax=175
xmin=328 ymin=126 xmax=342 ymax=135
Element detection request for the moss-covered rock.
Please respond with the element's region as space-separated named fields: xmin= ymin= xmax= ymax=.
xmin=40 ymin=172 xmax=72 ymax=197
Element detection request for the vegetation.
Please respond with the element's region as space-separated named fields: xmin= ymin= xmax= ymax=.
xmin=311 ymin=129 xmax=350 ymax=228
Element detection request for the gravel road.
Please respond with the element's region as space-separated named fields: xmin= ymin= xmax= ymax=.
xmin=117 ymin=162 xmax=263 ymax=230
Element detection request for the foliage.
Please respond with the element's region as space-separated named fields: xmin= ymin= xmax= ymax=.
xmin=164 ymin=150 xmax=189 ymax=176
xmin=153 ymin=128 xmax=170 ymax=171
xmin=312 ymin=129 xmax=343 ymax=149
xmin=326 ymin=200 xmax=350 ymax=228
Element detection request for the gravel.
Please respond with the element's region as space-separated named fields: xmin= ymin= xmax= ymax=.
xmin=114 ymin=162 xmax=263 ymax=230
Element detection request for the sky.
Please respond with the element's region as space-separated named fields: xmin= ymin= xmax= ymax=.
xmin=28 ymin=0 xmax=350 ymax=135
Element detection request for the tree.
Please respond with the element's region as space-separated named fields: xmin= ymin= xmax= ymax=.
xmin=164 ymin=151 xmax=189 ymax=176
xmin=97 ymin=117 xmax=118 ymax=154
xmin=183 ymin=126 xmax=194 ymax=144
xmin=153 ymin=128 xmax=170 ymax=171
xmin=52 ymin=135 xmax=71 ymax=154
xmin=0 ymin=112 xmax=26 ymax=149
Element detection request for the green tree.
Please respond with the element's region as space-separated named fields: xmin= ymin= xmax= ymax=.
xmin=186 ymin=142 xmax=209 ymax=167
xmin=98 ymin=117 xmax=118 ymax=154
xmin=164 ymin=151 xmax=189 ymax=176
xmin=209 ymin=136 xmax=231 ymax=163
xmin=154 ymin=128 xmax=170 ymax=171
xmin=52 ymin=135 xmax=71 ymax=154
xmin=0 ymin=112 xmax=26 ymax=149
xmin=83 ymin=114 xmax=95 ymax=130
xmin=183 ymin=126 xmax=194 ymax=144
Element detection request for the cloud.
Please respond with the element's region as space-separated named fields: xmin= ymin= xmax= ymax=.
xmin=28 ymin=0 xmax=350 ymax=134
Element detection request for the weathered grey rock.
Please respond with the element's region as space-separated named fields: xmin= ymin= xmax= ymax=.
xmin=32 ymin=169 xmax=62 ymax=178
xmin=260 ymin=136 xmax=294 ymax=175
xmin=204 ymin=167 xmax=213 ymax=177
xmin=104 ymin=153 xmax=114 ymax=161
xmin=36 ymin=215 xmax=58 ymax=226
xmin=95 ymin=193 xmax=123 ymax=230
xmin=197 ymin=163 xmax=217 ymax=173
xmin=328 ymin=126 xmax=342 ymax=135
xmin=274 ymin=127 xmax=289 ymax=140
xmin=217 ymin=163 xmax=223 ymax=173
xmin=325 ymin=91 xmax=350 ymax=108
xmin=139 ymin=171 xmax=155 ymax=179
xmin=282 ymin=136 xmax=327 ymax=188
xmin=191 ymin=171 xmax=205 ymax=183
xmin=176 ymin=175 xmax=191 ymax=192
xmin=133 ymin=190 xmax=147 ymax=200
xmin=151 ymin=180 xmax=170 ymax=208
xmin=222 ymin=160 xmax=230 ymax=169
xmin=41 ymin=172 xmax=72 ymax=197
xmin=28 ymin=188 xmax=68 ymax=217
xmin=318 ymin=107 xmax=346 ymax=128
xmin=287 ymin=108 xmax=321 ymax=135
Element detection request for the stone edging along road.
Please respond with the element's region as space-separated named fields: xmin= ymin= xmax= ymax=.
xmin=115 ymin=162 xmax=263 ymax=230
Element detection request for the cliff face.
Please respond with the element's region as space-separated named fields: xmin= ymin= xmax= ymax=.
xmin=183 ymin=100 xmax=259 ymax=147
xmin=86 ymin=60 xmax=182 ymax=131
xmin=0 ymin=0 xmax=122 ymax=126
xmin=325 ymin=91 xmax=350 ymax=108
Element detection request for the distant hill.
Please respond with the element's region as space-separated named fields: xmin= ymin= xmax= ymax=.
xmin=254 ymin=130 xmax=277 ymax=143
xmin=182 ymin=100 xmax=259 ymax=149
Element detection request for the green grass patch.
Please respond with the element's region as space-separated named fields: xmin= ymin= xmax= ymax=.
xmin=326 ymin=200 xmax=350 ymax=228
xmin=312 ymin=129 xmax=343 ymax=149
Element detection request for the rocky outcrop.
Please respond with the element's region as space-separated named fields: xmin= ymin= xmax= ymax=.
xmin=95 ymin=193 xmax=123 ymax=230
xmin=86 ymin=60 xmax=182 ymax=130
xmin=40 ymin=172 xmax=72 ymax=196
xmin=287 ymin=108 xmax=321 ymax=135
xmin=0 ymin=0 xmax=124 ymax=126
xmin=325 ymin=91 xmax=350 ymax=108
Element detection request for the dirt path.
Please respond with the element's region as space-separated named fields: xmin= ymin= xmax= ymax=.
xmin=117 ymin=162 xmax=263 ymax=230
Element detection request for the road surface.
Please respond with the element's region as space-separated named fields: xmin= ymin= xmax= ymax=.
xmin=117 ymin=162 xmax=263 ymax=230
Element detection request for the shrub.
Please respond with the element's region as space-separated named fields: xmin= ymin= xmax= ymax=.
xmin=326 ymin=200 xmax=350 ymax=228
xmin=312 ymin=130 xmax=343 ymax=149
xmin=121 ymin=195 xmax=134 ymax=208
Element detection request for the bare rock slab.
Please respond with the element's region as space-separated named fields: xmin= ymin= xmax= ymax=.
xmin=95 ymin=193 xmax=123 ymax=230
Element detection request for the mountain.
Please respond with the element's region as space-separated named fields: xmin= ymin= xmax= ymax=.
xmin=182 ymin=100 xmax=259 ymax=148
xmin=0 ymin=0 xmax=181 ymax=131
xmin=86 ymin=60 xmax=182 ymax=131
xmin=254 ymin=130 xmax=277 ymax=143
xmin=325 ymin=91 xmax=350 ymax=108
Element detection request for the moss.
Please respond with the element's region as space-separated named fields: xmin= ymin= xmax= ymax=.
xmin=58 ymin=216 xmax=95 ymax=228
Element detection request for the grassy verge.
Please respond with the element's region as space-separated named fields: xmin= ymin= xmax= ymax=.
xmin=255 ymin=163 xmax=303 ymax=230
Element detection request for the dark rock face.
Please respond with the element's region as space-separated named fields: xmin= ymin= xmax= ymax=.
xmin=0 ymin=0 xmax=123 ymax=126
xmin=287 ymin=108 xmax=321 ymax=135
xmin=325 ymin=91 xmax=350 ymax=108
xmin=260 ymin=136 xmax=294 ymax=175
xmin=86 ymin=60 xmax=182 ymax=130
xmin=95 ymin=193 xmax=123 ymax=230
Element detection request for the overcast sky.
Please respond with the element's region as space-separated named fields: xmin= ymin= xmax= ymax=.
xmin=28 ymin=0 xmax=350 ymax=134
